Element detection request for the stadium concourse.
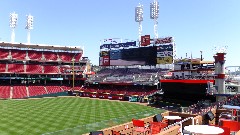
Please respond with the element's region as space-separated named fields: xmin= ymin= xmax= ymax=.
xmin=0 ymin=42 xmax=87 ymax=99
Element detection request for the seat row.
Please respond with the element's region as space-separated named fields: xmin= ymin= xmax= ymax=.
xmin=0 ymin=64 xmax=86 ymax=74
xmin=0 ymin=85 xmax=73 ymax=99
xmin=80 ymin=87 xmax=158 ymax=96
xmin=0 ymin=49 xmax=82 ymax=62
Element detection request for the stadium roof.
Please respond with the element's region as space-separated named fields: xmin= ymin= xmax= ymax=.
xmin=0 ymin=42 xmax=82 ymax=51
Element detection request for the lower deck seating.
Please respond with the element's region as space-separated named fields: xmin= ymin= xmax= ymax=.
xmin=46 ymin=86 xmax=63 ymax=94
xmin=0 ymin=86 xmax=11 ymax=99
xmin=12 ymin=86 xmax=27 ymax=99
xmin=28 ymin=86 xmax=47 ymax=97
xmin=61 ymin=85 xmax=72 ymax=91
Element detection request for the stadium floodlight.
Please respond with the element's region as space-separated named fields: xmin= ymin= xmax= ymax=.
xmin=26 ymin=14 xmax=34 ymax=44
xmin=135 ymin=3 xmax=143 ymax=44
xmin=9 ymin=12 xmax=18 ymax=43
xmin=150 ymin=0 xmax=159 ymax=39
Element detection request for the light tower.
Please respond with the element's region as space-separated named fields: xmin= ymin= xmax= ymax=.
xmin=150 ymin=0 xmax=159 ymax=41
xmin=26 ymin=14 xmax=34 ymax=44
xmin=135 ymin=3 xmax=143 ymax=45
xmin=9 ymin=12 xmax=18 ymax=43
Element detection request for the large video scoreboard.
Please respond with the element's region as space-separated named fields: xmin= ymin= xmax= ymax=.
xmin=99 ymin=44 xmax=174 ymax=66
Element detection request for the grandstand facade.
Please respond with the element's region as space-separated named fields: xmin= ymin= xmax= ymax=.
xmin=0 ymin=42 xmax=88 ymax=99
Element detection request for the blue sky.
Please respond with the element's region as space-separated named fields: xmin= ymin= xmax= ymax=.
xmin=0 ymin=0 xmax=239 ymax=67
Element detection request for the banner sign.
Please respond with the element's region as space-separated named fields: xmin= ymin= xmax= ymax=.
xmin=155 ymin=37 xmax=173 ymax=45
xmin=156 ymin=44 xmax=173 ymax=51
xmin=156 ymin=57 xmax=173 ymax=64
xmin=100 ymin=41 xmax=136 ymax=49
xmin=102 ymin=56 xmax=110 ymax=66
xmin=100 ymin=51 xmax=109 ymax=57
xmin=141 ymin=35 xmax=151 ymax=46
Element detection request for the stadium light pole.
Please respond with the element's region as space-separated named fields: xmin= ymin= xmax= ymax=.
xmin=150 ymin=0 xmax=159 ymax=43
xmin=135 ymin=3 xmax=143 ymax=46
xmin=9 ymin=12 xmax=18 ymax=43
xmin=72 ymin=53 xmax=79 ymax=91
xmin=26 ymin=14 xmax=34 ymax=44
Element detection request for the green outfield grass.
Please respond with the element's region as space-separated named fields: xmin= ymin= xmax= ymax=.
xmin=0 ymin=97 xmax=164 ymax=135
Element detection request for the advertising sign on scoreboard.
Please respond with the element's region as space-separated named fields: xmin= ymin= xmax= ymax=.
xmin=156 ymin=44 xmax=173 ymax=64
xmin=99 ymin=51 xmax=110 ymax=66
xmin=156 ymin=57 xmax=173 ymax=64
xmin=155 ymin=37 xmax=173 ymax=45
xmin=100 ymin=41 xmax=137 ymax=49
xmin=102 ymin=56 xmax=110 ymax=66
xmin=141 ymin=35 xmax=151 ymax=46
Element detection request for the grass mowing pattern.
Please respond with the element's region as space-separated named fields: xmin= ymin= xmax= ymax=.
xmin=0 ymin=97 xmax=164 ymax=135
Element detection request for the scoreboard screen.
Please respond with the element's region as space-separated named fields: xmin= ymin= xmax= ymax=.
xmin=99 ymin=44 xmax=173 ymax=66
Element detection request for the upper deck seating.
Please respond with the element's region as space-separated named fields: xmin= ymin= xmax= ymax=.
xmin=74 ymin=53 xmax=82 ymax=62
xmin=12 ymin=86 xmax=27 ymax=99
xmin=0 ymin=86 xmax=11 ymax=99
xmin=28 ymin=50 xmax=42 ymax=60
xmin=8 ymin=64 xmax=24 ymax=73
xmin=44 ymin=51 xmax=58 ymax=61
xmin=26 ymin=64 xmax=43 ymax=73
xmin=11 ymin=49 xmax=26 ymax=60
xmin=0 ymin=64 xmax=6 ymax=72
xmin=0 ymin=49 xmax=9 ymax=59
xmin=43 ymin=65 xmax=59 ymax=74
xmin=28 ymin=85 xmax=47 ymax=97
xmin=59 ymin=52 xmax=73 ymax=62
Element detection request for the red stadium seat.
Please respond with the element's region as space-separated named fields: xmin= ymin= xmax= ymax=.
xmin=26 ymin=64 xmax=43 ymax=73
xmin=28 ymin=50 xmax=42 ymax=60
xmin=0 ymin=64 xmax=6 ymax=72
xmin=11 ymin=49 xmax=26 ymax=60
xmin=28 ymin=86 xmax=47 ymax=96
xmin=0 ymin=86 xmax=11 ymax=99
xmin=43 ymin=65 xmax=59 ymax=74
xmin=8 ymin=64 xmax=24 ymax=73
xmin=0 ymin=49 xmax=9 ymax=59
xmin=46 ymin=86 xmax=63 ymax=94
xmin=44 ymin=51 xmax=58 ymax=61
xmin=12 ymin=86 xmax=27 ymax=99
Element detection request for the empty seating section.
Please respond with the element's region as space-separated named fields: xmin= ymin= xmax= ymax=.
xmin=0 ymin=49 xmax=9 ymax=59
xmin=28 ymin=86 xmax=47 ymax=96
xmin=28 ymin=50 xmax=42 ymax=60
xmin=8 ymin=64 xmax=24 ymax=73
xmin=59 ymin=52 xmax=73 ymax=62
xmin=0 ymin=64 xmax=6 ymax=72
xmin=11 ymin=49 xmax=26 ymax=60
xmin=12 ymin=86 xmax=27 ymax=99
xmin=26 ymin=65 xmax=42 ymax=73
xmin=46 ymin=86 xmax=62 ymax=94
xmin=44 ymin=51 xmax=58 ymax=61
xmin=74 ymin=53 xmax=82 ymax=61
xmin=0 ymin=86 xmax=11 ymax=99
xmin=43 ymin=65 xmax=59 ymax=73
xmin=61 ymin=85 xmax=72 ymax=91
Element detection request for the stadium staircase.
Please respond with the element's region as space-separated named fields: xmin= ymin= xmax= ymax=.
xmin=26 ymin=87 xmax=29 ymax=97
xmin=10 ymin=86 xmax=13 ymax=99
xmin=44 ymin=87 xmax=48 ymax=94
